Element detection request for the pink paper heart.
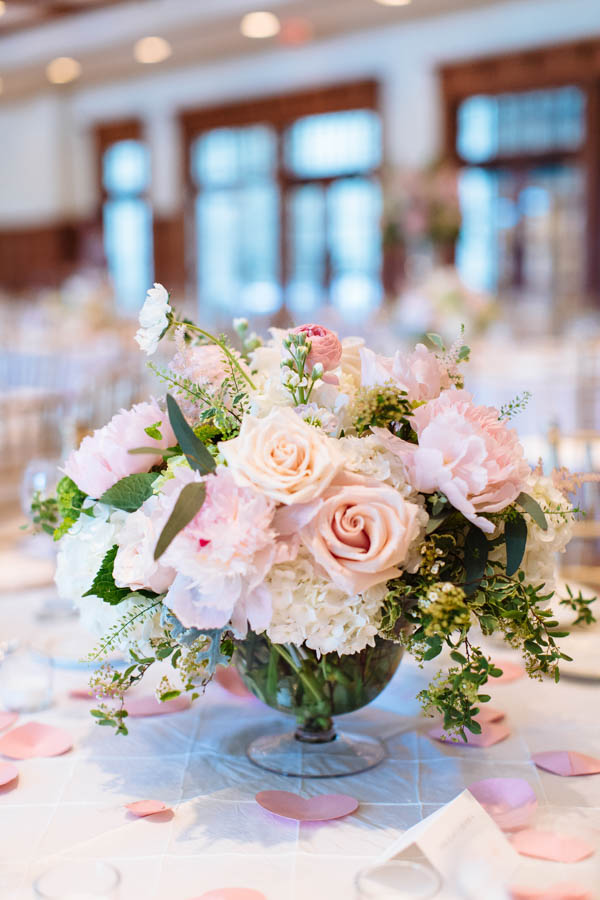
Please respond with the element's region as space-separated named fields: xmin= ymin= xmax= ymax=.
xmin=533 ymin=751 xmax=600 ymax=777
xmin=256 ymin=790 xmax=358 ymax=822
xmin=511 ymin=829 xmax=595 ymax=863
xmin=214 ymin=667 xmax=255 ymax=700
xmin=511 ymin=885 xmax=593 ymax=900
xmin=468 ymin=778 xmax=537 ymax=830
xmin=190 ymin=891 xmax=266 ymax=900
xmin=69 ymin=688 xmax=96 ymax=700
xmin=0 ymin=762 xmax=18 ymax=786
xmin=0 ymin=722 xmax=72 ymax=760
xmin=0 ymin=712 xmax=18 ymax=732
xmin=125 ymin=799 xmax=170 ymax=817
xmin=492 ymin=660 xmax=526 ymax=683
xmin=428 ymin=721 xmax=511 ymax=748
xmin=473 ymin=706 xmax=505 ymax=725
xmin=510 ymin=884 xmax=593 ymax=900
xmin=125 ymin=694 xmax=191 ymax=717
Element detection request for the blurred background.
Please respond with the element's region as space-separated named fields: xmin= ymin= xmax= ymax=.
xmin=1 ymin=0 xmax=600 ymax=591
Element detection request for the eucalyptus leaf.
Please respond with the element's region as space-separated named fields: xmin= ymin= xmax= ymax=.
xmin=166 ymin=393 xmax=216 ymax=474
xmin=99 ymin=472 xmax=158 ymax=511
xmin=154 ymin=481 xmax=206 ymax=560
xmin=505 ymin=512 xmax=528 ymax=576
xmin=464 ymin=525 xmax=489 ymax=596
xmin=426 ymin=332 xmax=445 ymax=350
xmin=516 ymin=491 xmax=548 ymax=532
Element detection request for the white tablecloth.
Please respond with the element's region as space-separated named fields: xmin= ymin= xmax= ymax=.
xmin=2 ymin=587 xmax=600 ymax=900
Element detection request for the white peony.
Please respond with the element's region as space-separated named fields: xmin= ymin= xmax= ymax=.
xmin=134 ymin=283 xmax=171 ymax=355
xmin=262 ymin=551 xmax=387 ymax=655
xmin=113 ymin=495 xmax=175 ymax=594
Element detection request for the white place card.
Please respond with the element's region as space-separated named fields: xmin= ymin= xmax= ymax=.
xmin=375 ymin=790 xmax=519 ymax=899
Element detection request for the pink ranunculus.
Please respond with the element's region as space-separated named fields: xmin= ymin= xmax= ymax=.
xmin=360 ymin=343 xmax=450 ymax=403
xmin=292 ymin=324 xmax=342 ymax=372
xmin=279 ymin=472 xmax=423 ymax=595
xmin=373 ymin=390 xmax=530 ymax=533
xmin=63 ymin=400 xmax=176 ymax=498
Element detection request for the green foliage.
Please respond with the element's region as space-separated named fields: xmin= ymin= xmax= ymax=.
xmin=351 ymin=385 xmax=413 ymax=437
xmin=144 ymin=420 xmax=163 ymax=440
xmin=99 ymin=472 xmax=158 ymax=511
xmin=516 ymin=491 xmax=548 ymax=531
xmin=559 ymin=584 xmax=597 ymax=627
xmin=83 ymin=545 xmax=132 ymax=605
xmin=166 ymin=394 xmax=217 ymax=474
xmin=29 ymin=475 xmax=87 ymax=540
xmin=505 ymin=511 xmax=527 ymax=576
xmin=154 ymin=481 xmax=207 ymax=560
xmin=499 ymin=391 xmax=532 ymax=421
xmin=463 ymin=525 xmax=489 ymax=595
xmin=30 ymin=493 xmax=59 ymax=536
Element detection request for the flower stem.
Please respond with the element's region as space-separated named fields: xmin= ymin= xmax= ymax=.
xmin=171 ymin=319 xmax=256 ymax=391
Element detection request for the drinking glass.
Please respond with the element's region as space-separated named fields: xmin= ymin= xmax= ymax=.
xmin=0 ymin=644 xmax=53 ymax=713
xmin=33 ymin=860 xmax=121 ymax=899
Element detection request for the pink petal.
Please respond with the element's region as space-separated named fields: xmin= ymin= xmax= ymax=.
xmin=473 ymin=707 xmax=505 ymax=725
xmin=213 ymin=667 xmax=255 ymax=700
xmin=0 ymin=712 xmax=18 ymax=732
xmin=0 ymin=762 xmax=18 ymax=787
xmin=428 ymin=722 xmax=511 ymax=748
xmin=510 ymin=884 xmax=592 ymax=900
xmin=492 ymin=660 xmax=526 ymax=683
xmin=68 ymin=688 xmax=96 ymax=700
xmin=511 ymin=829 xmax=595 ymax=863
xmin=190 ymin=891 xmax=266 ymax=900
xmin=0 ymin=722 xmax=72 ymax=760
xmin=125 ymin=799 xmax=170 ymax=817
xmin=255 ymin=790 xmax=358 ymax=822
xmin=125 ymin=695 xmax=191 ymax=717
xmin=468 ymin=778 xmax=537 ymax=830
xmin=533 ymin=751 xmax=600 ymax=777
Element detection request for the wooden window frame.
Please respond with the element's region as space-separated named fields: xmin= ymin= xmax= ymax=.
xmin=440 ymin=39 xmax=600 ymax=297
xmin=179 ymin=79 xmax=381 ymax=301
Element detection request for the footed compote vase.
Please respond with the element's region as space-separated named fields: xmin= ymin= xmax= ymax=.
xmin=234 ymin=632 xmax=403 ymax=778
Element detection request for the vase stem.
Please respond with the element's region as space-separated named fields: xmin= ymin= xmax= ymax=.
xmin=295 ymin=720 xmax=336 ymax=744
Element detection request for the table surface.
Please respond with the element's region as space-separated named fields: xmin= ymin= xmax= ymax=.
xmin=1 ymin=585 xmax=600 ymax=900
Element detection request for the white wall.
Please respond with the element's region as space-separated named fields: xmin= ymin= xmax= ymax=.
xmin=1 ymin=0 xmax=599 ymax=225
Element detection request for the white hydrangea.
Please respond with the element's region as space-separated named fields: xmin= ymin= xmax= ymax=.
xmin=55 ymin=502 xmax=162 ymax=652
xmin=262 ymin=551 xmax=387 ymax=655
xmin=134 ymin=283 xmax=171 ymax=355
xmin=338 ymin=434 xmax=410 ymax=492
xmin=520 ymin=474 xmax=575 ymax=594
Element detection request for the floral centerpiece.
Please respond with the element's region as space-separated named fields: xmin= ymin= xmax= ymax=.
xmin=37 ymin=284 xmax=594 ymax=775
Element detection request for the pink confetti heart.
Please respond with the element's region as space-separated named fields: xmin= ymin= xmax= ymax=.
xmin=68 ymin=688 xmax=96 ymax=700
xmin=256 ymin=790 xmax=358 ymax=822
xmin=511 ymin=885 xmax=592 ymax=900
xmin=492 ymin=660 xmax=526 ymax=683
xmin=0 ymin=722 xmax=72 ymax=760
xmin=125 ymin=800 xmax=170 ymax=817
xmin=190 ymin=891 xmax=266 ymax=900
xmin=468 ymin=777 xmax=537 ymax=831
xmin=473 ymin=706 xmax=505 ymax=725
xmin=0 ymin=712 xmax=18 ymax=732
xmin=511 ymin=829 xmax=595 ymax=863
xmin=125 ymin=694 xmax=191 ymax=717
xmin=428 ymin=721 xmax=511 ymax=748
xmin=510 ymin=884 xmax=593 ymax=900
xmin=0 ymin=762 xmax=18 ymax=787
xmin=214 ymin=667 xmax=255 ymax=700
xmin=533 ymin=751 xmax=600 ymax=777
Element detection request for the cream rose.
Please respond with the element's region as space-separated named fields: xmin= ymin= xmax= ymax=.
xmin=219 ymin=406 xmax=343 ymax=505
xmin=297 ymin=472 xmax=424 ymax=594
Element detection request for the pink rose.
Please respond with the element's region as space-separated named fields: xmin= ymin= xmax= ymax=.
xmin=63 ymin=400 xmax=175 ymax=498
xmin=292 ymin=324 xmax=342 ymax=372
xmin=360 ymin=343 xmax=449 ymax=403
xmin=280 ymin=472 xmax=423 ymax=595
xmin=374 ymin=390 xmax=530 ymax=533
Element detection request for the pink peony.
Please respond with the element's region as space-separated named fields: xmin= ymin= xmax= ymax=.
xmin=374 ymin=390 xmax=530 ymax=533
xmin=63 ymin=400 xmax=176 ymax=498
xmin=169 ymin=328 xmax=249 ymax=418
xmin=161 ymin=465 xmax=295 ymax=633
xmin=360 ymin=343 xmax=450 ymax=403
xmin=292 ymin=324 xmax=342 ymax=372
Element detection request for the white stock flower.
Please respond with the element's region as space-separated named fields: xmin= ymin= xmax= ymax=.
xmin=134 ymin=283 xmax=171 ymax=355
xmin=263 ymin=551 xmax=386 ymax=655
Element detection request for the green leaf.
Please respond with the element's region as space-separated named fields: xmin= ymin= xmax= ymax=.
xmin=426 ymin=332 xmax=445 ymax=350
xmin=516 ymin=491 xmax=548 ymax=532
xmin=99 ymin=473 xmax=158 ymax=511
xmin=166 ymin=393 xmax=216 ymax=474
xmin=505 ymin=512 xmax=528 ymax=576
xmin=154 ymin=482 xmax=207 ymax=560
xmin=128 ymin=447 xmax=179 ymax=458
xmin=144 ymin=421 xmax=163 ymax=440
xmin=83 ymin=545 xmax=130 ymax=605
xmin=464 ymin=525 xmax=489 ymax=595
xmin=159 ymin=690 xmax=181 ymax=702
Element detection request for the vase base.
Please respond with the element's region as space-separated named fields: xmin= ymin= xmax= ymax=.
xmin=246 ymin=729 xmax=385 ymax=778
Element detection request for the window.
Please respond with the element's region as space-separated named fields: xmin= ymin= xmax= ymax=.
xmin=442 ymin=41 xmax=600 ymax=303
xmin=184 ymin=82 xmax=381 ymax=321
xmin=98 ymin=125 xmax=153 ymax=313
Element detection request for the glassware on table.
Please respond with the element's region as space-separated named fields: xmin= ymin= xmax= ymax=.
xmin=0 ymin=644 xmax=53 ymax=713
xmin=234 ymin=632 xmax=404 ymax=777
xmin=33 ymin=860 xmax=121 ymax=899
xmin=355 ymin=861 xmax=442 ymax=899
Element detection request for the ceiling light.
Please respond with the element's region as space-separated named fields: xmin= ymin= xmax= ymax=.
xmin=0 ymin=2 xmax=6 ymax=18
xmin=373 ymin=0 xmax=412 ymax=5
xmin=240 ymin=11 xmax=280 ymax=39
xmin=133 ymin=35 xmax=172 ymax=65
xmin=46 ymin=57 xmax=81 ymax=85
